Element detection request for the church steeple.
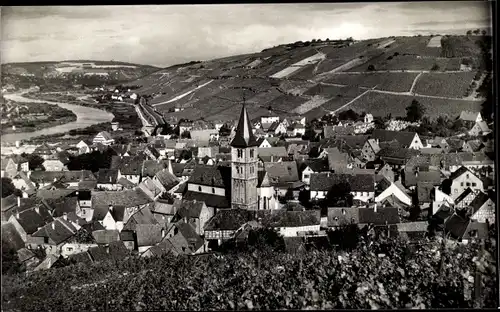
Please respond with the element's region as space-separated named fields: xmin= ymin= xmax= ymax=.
xmin=231 ymin=101 xmax=258 ymax=148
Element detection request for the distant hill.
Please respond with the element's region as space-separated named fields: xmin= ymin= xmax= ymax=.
xmin=125 ymin=35 xmax=491 ymax=123
xmin=1 ymin=60 xmax=160 ymax=91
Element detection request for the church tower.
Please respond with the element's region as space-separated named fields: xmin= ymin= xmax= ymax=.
xmin=231 ymin=102 xmax=259 ymax=210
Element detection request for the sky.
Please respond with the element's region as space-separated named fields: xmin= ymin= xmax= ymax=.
xmin=1 ymin=2 xmax=492 ymax=68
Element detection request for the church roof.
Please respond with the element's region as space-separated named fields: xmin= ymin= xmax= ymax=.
xmin=231 ymin=103 xmax=258 ymax=148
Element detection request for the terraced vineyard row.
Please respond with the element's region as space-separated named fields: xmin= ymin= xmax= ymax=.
xmin=413 ymin=72 xmax=477 ymax=98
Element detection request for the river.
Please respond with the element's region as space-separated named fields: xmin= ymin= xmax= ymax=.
xmin=1 ymin=93 xmax=114 ymax=144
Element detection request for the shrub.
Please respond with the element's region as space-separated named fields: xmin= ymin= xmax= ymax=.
xmin=431 ymin=64 xmax=440 ymax=71
xmin=367 ymin=64 xmax=376 ymax=71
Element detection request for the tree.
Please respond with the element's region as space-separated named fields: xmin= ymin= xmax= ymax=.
xmin=473 ymin=29 xmax=480 ymax=35
xmin=481 ymin=29 xmax=487 ymax=36
xmin=405 ymin=99 xmax=426 ymax=122
xmin=179 ymin=149 xmax=192 ymax=160
xmin=480 ymin=92 xmax=493 ymax=122
xmin=2 ymin=178 xmax=21 ymax=198
xmin=247 ymin=228 xmax=285 ymax=252
xmin=367 ymin=64 xmax=375 ymax=71
xmin=466 ymin=30 xmax=472 ymax=35
xmin=219 ymin=124 xmax=231 ymax=137
xmin=325 ymin=181 xmax=354 ymax=207
xmin=21 ymin=153 xmax=45 ymax=171
xmin=431 ymin=64 xmax=440 ymax=71
xmin=308 ymin=146 xmax=321 ymax=158
xmin=180 ymin=131 xmax=191 ymax=139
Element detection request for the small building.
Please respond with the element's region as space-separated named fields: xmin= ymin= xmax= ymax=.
xmin=92 ymin=131 xmax=115 ymax=146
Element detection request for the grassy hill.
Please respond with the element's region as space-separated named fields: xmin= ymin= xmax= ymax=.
xmin=1 ymin=61 xmax=160 ymax=91
xmin=126 ymin=35 xmax=491 ymax=123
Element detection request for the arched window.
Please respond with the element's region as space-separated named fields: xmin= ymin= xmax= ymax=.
xmin=237 ymin=149 xmax=243 ymax=158
xmin=250 ymin=149 xmax=254 ymax=158
xmin=212 ymin=187 xmax=215 ymax=194
xmin=198 ymin=186 xmax=202 ymax=192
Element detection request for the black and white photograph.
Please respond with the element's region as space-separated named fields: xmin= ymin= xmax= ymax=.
xmin=0 ymin=2 xmax=497 ymax=310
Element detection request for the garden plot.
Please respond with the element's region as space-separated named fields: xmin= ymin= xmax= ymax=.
xmin=320 ymin=87 xmax=365 ymax=111
xmin=323 ymin=73 xmax=419 ymax=92
xmin=157 ymin=79 xmax=230 ymax=108
xmin=347 ymin=92 xmax=481 ymax=119
xmin=246 ymin=88 xmax=283 ymax=106
xmin=292 ymin=96 xmax=331 ymax=115
xmin=193 ymin=96 xmax=240 ymax=117
xmin=314 ymin=59 xmax=353 ymax=75
xmin=303 ymin=84 xmax=348 ymax=97
xmin=413 ymin=72 xmax=476 ymax=98
xmin=365 ymin=55 xmax=451 ymax=71
xmin=151 ymin=79 xmax=214 ymax=106
xmin=163 ymin=107 xmax=205 ymax=121
xmin=289 ymin=64 xmax=316 ymax=81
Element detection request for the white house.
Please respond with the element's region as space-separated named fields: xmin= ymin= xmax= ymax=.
xmin=468 ymin=192 xmax=495 ymax=224
xmin=432 ymin=187 xmax=455 ymax=215
xmin=459 ymin=111 xmax=482 ymax=123
xmin=309 ymin=173 xmax=375 ymax=203
xmin=76 ymin=140 xmax=92 ymax=154
xmin=92 ymin=131 xmax=115 ymax=146
xmin=449 ymin=166 xmax=483 ymax=200
xmin=375 ymin=180 xmax=413 ymax=207
xmin=468 ymin=121 xmax=491 ymax=137
xmin=257 ymin=138 xmax=272 ymax=148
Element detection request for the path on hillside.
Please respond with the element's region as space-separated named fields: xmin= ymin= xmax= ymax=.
xmin=366 ymin=89 xmax=484 ymax=101
xmin=409 ymin=72 xmax=423 ymax=94
xmin=332 ymin=88 xmax=373 ymax=114
xmin=152 ymin=79 xmax=214 ymax=107
xmin=330 ymin=70 xmax=465 ymax=74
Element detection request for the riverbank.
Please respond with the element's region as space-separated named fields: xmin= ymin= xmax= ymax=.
xmin=1 ymin=92 xmax=114 ymax=144
xmin=1 ymin=101 xmax=77 ymax=134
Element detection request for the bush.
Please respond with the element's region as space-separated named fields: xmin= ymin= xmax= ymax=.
xmin=431 ymin=64 xmax=440 ymax=71
xmin=367 ymin=64 xmax=375 ymax=71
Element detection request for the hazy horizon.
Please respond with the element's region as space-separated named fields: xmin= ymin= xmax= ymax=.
xmin=1 ymin=2 xmax=492 ymax=68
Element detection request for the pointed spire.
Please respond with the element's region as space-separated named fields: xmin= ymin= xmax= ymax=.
xmin=230 ymin=99 xmax=258 ymax=148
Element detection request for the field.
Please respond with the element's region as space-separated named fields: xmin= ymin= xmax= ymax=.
xmin=323 ymin=73 xmax=419 ymax=92
xmin=266 ymin=94 xmax=309 ymax=112
xmin=413 ymin=72 xmax=477 ymax=98
xmin=303 ymin=84 xmax=350 ymax=98
xmin=314 ymin=59 xmax=352 ymax=75
xmin=346 ymin=91 xmax=482 ymax=119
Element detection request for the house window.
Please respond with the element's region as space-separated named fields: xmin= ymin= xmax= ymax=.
xmin=250 ymin=166 xmax=254 ymax=174
xmin=472 ymin=183 xmax=477 ymax=187
xmin=250 ymin=149 xmax=254 ymax=158
xmin=460 ymin=182 xmax=464 ymax=187
xmin=198 ymin=186 xmax=202 ymax=192
xmin=67 ymin=247 xmax=73 ymax=252
xmin=237 ymin=149 xmax=243 ymax=158
xmin=212 ymin=187 xmax=215 ymax=194
xmin=466 ymin=174 xmax=470 ymax=179
xmin=303 ymin=174 xmax=310 ymax=179
xmin=466 ymin=182 xmax=471 ymax=187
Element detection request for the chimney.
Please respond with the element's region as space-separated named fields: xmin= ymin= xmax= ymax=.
xmin=17 ymin=196 xmax=21 ymax=207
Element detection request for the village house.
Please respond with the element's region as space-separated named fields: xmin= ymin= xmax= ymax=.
xmin=179 ymin=121 xmax=194 ymax=135
xmin=204 ymin=208 xmax=255 ymax=249
xmin=257 ymin=171 xmax=279 ymax=210
xmin=182 ymin=164 xmax=232 ymax=210
xmin=42 ymin=154 xmax=68 ymax=171
xmin=449 ymin=166 xmax=484 ymax=200
xmin=467 ymin=191 xmax=495 ymax=224
xmin=263 ymin=161 xmax=302 ymax=198
xmin=361 ymin=139 xmax=381 ymax=162
xmin=258 ymin=146 xmax=288 ymax=163
xmin=468 ymin=120 xmax=491 ymax=137
xmin=1 ymin=155 xmax=29 ymax=178
xmin=76 ymin=140 xmax=93 ymax=154
xmin=256 ymin=137 xmax=273 ymax=148
xmin=300 ymin=158 xmax=330 ymax=185
xmin=459 ymin=111 xmax=482 ymax=123
xmin=170 ymin=200 xmax=214 ymax=235
xmin=96 ymin=169 xmax=123 ymax=191
xmin=257 ymin=209 xmax=321 ymax=237
xmin=11 ymin=172 xmax=36 ymax=197
xmin=309 ymin=172 xmax=375 ymax=203
xmin=92 ymin=131 xmax=115 ymax=146
xmin=375 ymin=178 xmax=413 ymax=207
xmin=371 ymin=129 xmax=423 ymax=150
xmin=162 ymin=220 xmax=205 ymax=254
xmin=324 ymin=147 xmax=353 ymax=173
xmin=29 ymin=216 xmax=82 ymax=256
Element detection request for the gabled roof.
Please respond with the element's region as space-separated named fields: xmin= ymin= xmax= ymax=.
xmin=310 ymin=172 xmax=375 ymax=192
xmin=417 ymin=182 xmax=435 ymax=203
xmin=14 ymin=207 xmax=53 ymax=235
xmin=459 ymin=111 xmax=481 ymax=122
xmin=92 ymin=229 xmax=120 ymax=245
xmin=88 ymin=246 xmax=109 ymax=262
xmin=204 ymin=208 xmax=255 ymax=231
xmin=51 ymin=197 xmax=79 ymax=217
xmin=303 ymin=158 xmax=329 ymax=173
xmin=187 ymin=164 xmax=231 ymax=188
xmin=152 ymin=199 xmax=177 ymax=215
xmin=95 ymin=131 xmax=113 ymax=141
xmin=258 ymin=146 xmax=288 ymax=158
xmin=469 ymin=191 xmax=492 ymax=215
xmin=136 ymin=224 xmax=164 ymax=247
xmin=1 ymin=222 xmax=25 ymax=251
xmin=449 ymin=166 xmax=474 ymax=181
xmin=396 ymin=221 xmax=428 ymax=232
xmin=172 ymin=221 xmax=204 ymax=252
xmin=327 ymin=207 xmax=359 ymax=227
xmin=173 ymin=200 xmax=206 ymax=220
xmin=142 ymin=160 xmax=170 ymax=178
xmin=155 ymin=168 xmax=179 ymax=191
xmin=323 ymin=125 xmax=355 ymax=138
xmin=371 ymin=129 xmax=417 ymax=147
xmin=358 ymin=207 xmax=400 ymax=225
xmin=366 ymin=138 xmax=381 ymax=154
xmin=97 ymin=169 xmax=119 ymax=184
xmin=92 ymin=188 xmax=152 ymax=209
xmin=404 ymin=170 xmax=441 ymax=187
xmin=231 ymin=103 xmax=258 ymax=148
xmin=445 ymin=213 xmax=470 ymax=239
xmin=264 ymin=161 xmax=300 ymax=186
xmin=182 ymin=191 xmax=230 ymax=208
xmin=32 ymin=218 xmax=78 ymax=245
xmin=122 ymin=205 xmax=158 ymax=231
